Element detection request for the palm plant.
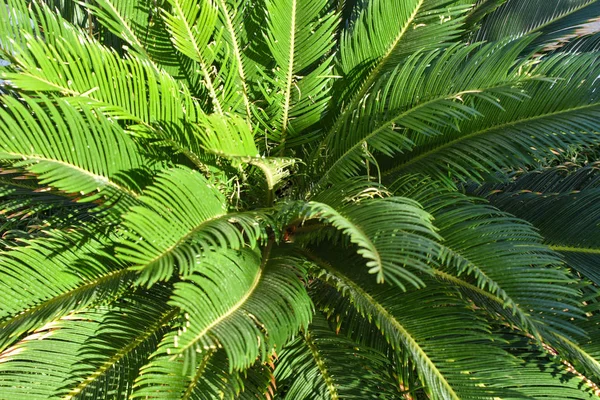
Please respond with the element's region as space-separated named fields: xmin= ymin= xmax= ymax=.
xmin=1 ymin=0 xmax=600 ymax=398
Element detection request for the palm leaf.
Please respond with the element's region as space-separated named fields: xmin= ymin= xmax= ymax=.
xmin=474 ymin=0 xmax=600 ymax=49
xmin=311 ymin=254 xmax=599 ymax=399
xmin=0 ymin=6 xmax=202 ymax=132
xmin=469 ymin=164 xmax=600 ymax=285
xmin=317 ymin=38 xmax=538 ymax=183
xmin=310 ymin=258 xmax=522 ymax=400
xmin=323 ymin=0 xmax=471 ymax=150
xmin=59 ymin=287 xmax=177 ymax=399
xmin=262 ymin=0 xmax=337 ymax=148
xmin=167 ymin=248 xmax=313 ymax=371
xmin=0 ymin=231 xmax=134 ymax=352
xmin=117 ymin=166 xmax=270 ymax=285
xmin=131 ymin=339 xmax=274 ymax=399
xmin=280 ymin=180 xmax=441 ymax=289
xmin=384 ymin=51 xmax=600 ymax=184
xmin=0 ymin=95 xmax=144 ymax=209
xmin=0 ymin=313 xmax=102 ymax=400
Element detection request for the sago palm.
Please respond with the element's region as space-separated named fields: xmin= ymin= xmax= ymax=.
xmin=1 ymin=0 xmax=600 ymax=398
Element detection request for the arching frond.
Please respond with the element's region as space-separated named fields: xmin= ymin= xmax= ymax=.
xmin=131 ymin=337 xmax=274 ymax=399
xmin=0 ymin=0 xmax=40 ymax=54
xmin=384 ymin=51 xmax=600 ymax=184
xmin=311 ymin=257 xmax=599 ymax=399
xmin=58 ymin=287 xmax=177 ymax=399
xmin=0 ymin=232 xmax=133 ymax=352
xmin=117 ymin=166 xmax=270 ymax=285
xmin=1 ymin=5 xmax=202 ymax=130
xmin=167 ymin=248 xmax=312 ymax=371
xmin=0 ymin=95 xmax=144 ymax=209
xmin=0 ymin=313 xmax=102 ymax=400
xmin=280 ymin=181 xmax=440 ymax=289
xmin=317 ymin=38 xmax=537 ymax=183
xmin=469 ymin=164 xmax=600 ymax=285
xmin=474 ymin=0 xmax=600 ymax=49
xmin=311 ymin=261 xmax=519 ymax=400
xmin=395 ymin=174 xmax=585 ymax=339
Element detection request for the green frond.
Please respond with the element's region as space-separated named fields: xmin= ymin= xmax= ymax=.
xmin=59 ymin=287 xmax=177 ymax=399
xmin=462 ymin=0 xmax=507 ymax=30
xmin=1 ymin=6 xmax=202 ymax=129
xmin=469 ymin=164 xmax=600 ymax=285
xmin=384 ymin=51 xmax=600 ymax=184
xmin=281 ymin=181 xmax=440 ymax=289
xmin=474 ymin=0 xmax=600 ymax=50
xmin=167 ymin=248 xmax=312 ymax=371
xmin=318 ymin=38 xmax=538 ymax=183
xmin=274 ymin=312 xmax=400 ymax=399
xmin=82 ymin=0 xmax=161 ymax=65
xmin=81 ymin=0 xmax=187 ymax=79
xmin=0 ymin=0 xmax=41 ymax=54
xmin=0 ymin=313 xmax=102 ymax=400
xmin=310 ymin=260 xmax=521 ymax=400
xmin=494 ymin=331 xmax=600 ymax=399
xmin=161 ymin=0 xmax=227 ymax=114
xmin=215 ymin=0 xmax=254 ymax=121
xmin=118 ymin=166 xmax=270 ymax=285
xmin=0 ymin=95 xmax=144 ymax=208
xmin=0 ymin=178 xmax=96 ymax=237
xmin=261 ymin=0 xmax=337 ymax=148
xmin=395 ymin=174 xmax=585 ymax=339
xmin=338 ymin=0 xmax=469 ymax=84
xmin=190 ymin=113 xmax=298 ymax=193
xmin=132 ymin=338 xmax=274 ymax=399
xmin=0 ymin=232 xmax=134 ymax=352
xmin=326 ymin=0 xmax=471 ymax=148
xmin=313 ymin=258 xmax=600 ymax=399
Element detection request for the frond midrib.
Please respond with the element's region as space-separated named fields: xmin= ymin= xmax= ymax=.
xmin=170 ymin=0 xmax=224 ymax=114
xmin=279 ymin=0 xmax=298 ymax=150
xmin=2 ymin=151 xmax=140 ymax=198
xmin=175 ymin=243 xmax=270 ymax=354
xmin=549 ymin=245 xmax=600 ymax=254
xmin=216 ymin=0 xmax=252 ymax=122
xmin=303 ymin=328 xmax=339 ymax=400
xmin=182 ymin=349 xmax=217 ymax=400
xmin=383 ymin=101 xmax=600 ymax=178
xmin=64 ymin=307 xmax=179 ymax=399
xmin=321 ymin=0 xmax=425 ymax=148
xmin=0 ymin=268 xmax=133 ymax=351
xmin=517 ymin=0 xmax=597 ymax=39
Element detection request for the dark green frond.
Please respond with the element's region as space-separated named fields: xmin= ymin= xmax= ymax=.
xmin=274 ymin=312 xmax=399 ymax=399
xmin=384 ymin=51 xmax=600 ymax=184
xmin=474 ymin=0 xmax=600 ymax=49
xmin=318 ymin=38 xmax=537 ymax=182
xmin=469 ymin=164 xmax=600 ymax=285
xmin=59 ymin=287 xmax=177 ymax=399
